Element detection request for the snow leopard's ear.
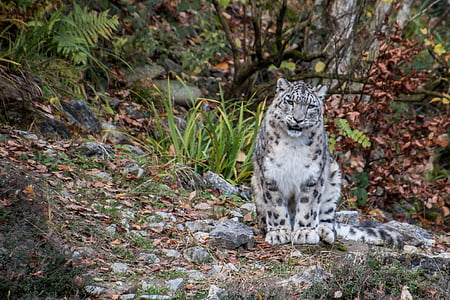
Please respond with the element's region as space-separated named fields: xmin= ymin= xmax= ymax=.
xmin=312 ymin=84 xmax=328 ymax=102
xmin=276 ymin=78 xmax=291 ymax=93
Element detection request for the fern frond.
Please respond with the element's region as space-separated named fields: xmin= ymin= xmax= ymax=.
xmin=335 ymin=118 xmax=371 ymax=148
xmin=52 ymin=2 xmax=119 ymax=65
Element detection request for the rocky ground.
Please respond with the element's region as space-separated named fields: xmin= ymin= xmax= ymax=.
xmin=0 ymin=96 xmax=449 ymax=299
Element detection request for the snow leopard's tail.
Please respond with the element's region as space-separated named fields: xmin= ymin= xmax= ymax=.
xmin=335 ymin=221 xmax=404 ymax=247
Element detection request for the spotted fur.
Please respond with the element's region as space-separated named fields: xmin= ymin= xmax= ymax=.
xmin=252 ymin=78 xmax=403 ymax=246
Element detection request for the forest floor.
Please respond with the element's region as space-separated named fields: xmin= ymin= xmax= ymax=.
xmin=1 ymin=124 xmax=449 ymax=300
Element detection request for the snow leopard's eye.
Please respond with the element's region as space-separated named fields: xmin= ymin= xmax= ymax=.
xmin=284 ymin=96 xmax=294 ymax=105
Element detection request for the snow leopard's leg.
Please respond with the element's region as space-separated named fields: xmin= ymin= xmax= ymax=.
xmin=291 ymin=178 xmax=322 ymax=244
xmin=318 ymin=159 xmax=341 ymax=243
xmin=254 ymin=178 xmax=291 ymax=244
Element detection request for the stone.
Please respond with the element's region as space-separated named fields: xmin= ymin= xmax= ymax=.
xmin=111 ymin=262 xmax=130 ymax=274
xmin=119 ymin=160 xmax=145 ymax=178
xmin=279 ymin=265 xmax=328 ymax=287
xmin=72 ymin=246 xmax=95 ymax=259
xmin=102 ymin=123 xmax=131 ymax=144
xmin=203 ymin=171 xmax=251 ymax=200
xmin=385 ymin=221 xmax=435 ymax=247
xmin=240 ymin=203 xmax=256 ymax=214
xmin=37 ymin=117 xmax=71 ymax=139
xmin=62 ymin=99 xmax=101 ymax=133
xmin=183 ymin=246 xmax=213 ymax=264
xmin=85 ymin=285 xmax=105 ymax=296
xmin=126 ymin=64 xmax=166 ymax=83
xmin=208 ymin=220 xmax=254 ymax=249
xmin=193 ymin=232 xmax=210 ymax=243
xmin=155 ymin=212 xmax=176 ymax=222
xmin=206 ymin=265 xmax=228 ymax=280
xmin=185 ymin=220 xmax=215 ymax=232
xmin=203 ymin=171 xmax=239 ymax=195
xmin=165 ymin=278 xmax=184 ymax=292
xmin=87 ymin=170 xmax=113 ymax=181
xmin=185 ymin=270 xmax=206 ymax=280
xmin=162 ymin=249 xmax=181 ymax=258
xmin=153 ymin=80 xmax=202 ymax=107
xmin=139 ymin=253 xmax=161 ymax=263
xmin=203 ymin=284 xmax=225 ymax=300
xmin=120 ymin=294 xmax=136 ymax=300
xmin=139 ymin=295 xmax=171 ymax=300
xmin=79 ymin=142 xmax=114 ymax=159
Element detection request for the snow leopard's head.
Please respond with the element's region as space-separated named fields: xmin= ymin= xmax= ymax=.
xmin=273 ymin=78 xmax=328 ymax=137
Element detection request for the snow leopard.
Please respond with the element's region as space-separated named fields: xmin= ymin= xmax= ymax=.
xmin=251 ymin=78 xmax=403 ymax=246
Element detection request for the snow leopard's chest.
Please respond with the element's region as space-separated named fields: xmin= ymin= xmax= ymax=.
xmin=263 ymin=137 xmax=324 ymax=198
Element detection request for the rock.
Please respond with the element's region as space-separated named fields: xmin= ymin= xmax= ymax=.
xmin=194 ymin=202 xmax=212 ymax=210
xmin=174 ymin=164 xmax=205 ymax=190
xmin=111 ymin=262 xmax=130 ymax=274
xmin=139 ymin=253 xmax=161 ymax=264
xmin=165 ymin=278 xmax=184 ymax=292
xmin=102 ymin=123 xmax=131 ymax=144
xmin=203 ymin=171 xmax=251 ymax=200
xmin=85 ymin=285 xmax=105 ymax=296
xmin=203 ymin=284 xmax=225 ymax=300
xmin=37 ymin=117 xmax=71 ymax=139
xmin=155 ymin=212 xmax=176 ymax=222
xmin=126 ymin=64 xmax=166 ymax=83
xmin=208 ymin=220 xmax=254 ymax=249
xmin=105 ymin=224 xmax=117 ymax=234
xmin=183 ymin=246 xmax=213 ymax=264
xmin=186 ymin=270 xmax=206 ymax=280
xmin=79 ymin=142 xmax=114 ymax=159
xmin=335 ymin=210 xmax=360 ymax=225
xmin=62 ymin=99 xmax=101 ymax=133
xmin=279 ymin=265 xmax=328 ymax=287
xmin=153 ymin=80 xmax=202 ymax=106
xmin=403 ymin=245 xmax=419 ymax=255
xmin=162 ymin=249 xmax=181 ymax=258
xmin=228 ymin=210 xmax=243 ymax=219
xmin=390 ymin=200 xmax=417 ymax=221
xmin=240 ymin=203 xmax=256 ymax=214
xmin=120 ymin=294 xmax=136 ymax=300
xmin=385 ymin=221 xmax=435 ymax=247
xmin=119 ymin=159 xmax=145 ymax=178
xmin=185 ymin=220 xmax=215 ymax=232
xmin=290 ymin=250 xmax=303 ymax=258
xmin=139 ymin=295 xmax=171 ymax=300
xmin=87 ymin=169 xmax=113 ymax=181
xmin=72 ymin=246 xmax=95 ymax=259
xmin=206 ymin=265 xmax=228 ymax=280
xmin=122 ymin=144 xmax=146 ymax=155
xmin=193 ymin=232 xmax=210 ymax=243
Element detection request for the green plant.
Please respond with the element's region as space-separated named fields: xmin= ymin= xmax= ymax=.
xmin=303 ymin=252 xmax=443 ymax=299
xmin=51 ymin=3 xmax=119 ymax=66
xmin=349 ymin=172 xmax=369 ymax=207
xmin=135 ymin=80 xmax=264 ymax=184
xmin=0 ymin=1 xmax=119 ymax=98
xmin=335 ymin=119 xmax=371 ymax=148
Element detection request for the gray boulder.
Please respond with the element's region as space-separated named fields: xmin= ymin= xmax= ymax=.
xmin=208 ymin=220 xmax=254 ymax=249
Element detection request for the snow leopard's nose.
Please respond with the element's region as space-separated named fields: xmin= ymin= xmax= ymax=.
xmin=293 ymin=116 xmax=304 ymax=123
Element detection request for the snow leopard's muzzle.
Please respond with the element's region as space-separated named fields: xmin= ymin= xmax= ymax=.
xmin=285 ymin=116 xmax=317 ymax=137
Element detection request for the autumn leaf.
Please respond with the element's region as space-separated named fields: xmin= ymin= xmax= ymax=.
xmin=23 ymin=185 xmax=36 ymax=199
xmin=433 ymin=43 xmax=446 ymax=56
xmin=314 ymin=61 xmax=326 ymax=73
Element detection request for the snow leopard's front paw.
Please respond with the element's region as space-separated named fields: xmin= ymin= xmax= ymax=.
xmin=265 ymin=229 xmax=291 ymax=244
xmin=292 ymin=228 xmax=320 ymax=244
xmin=318 ymin=224 xmax=335 ymax=244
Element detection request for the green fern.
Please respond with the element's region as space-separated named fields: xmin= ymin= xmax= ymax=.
xmin=335 ymin=119 xmax=371 ymax=148
xmin=52 ymin=3 xmax=119 ymax=65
